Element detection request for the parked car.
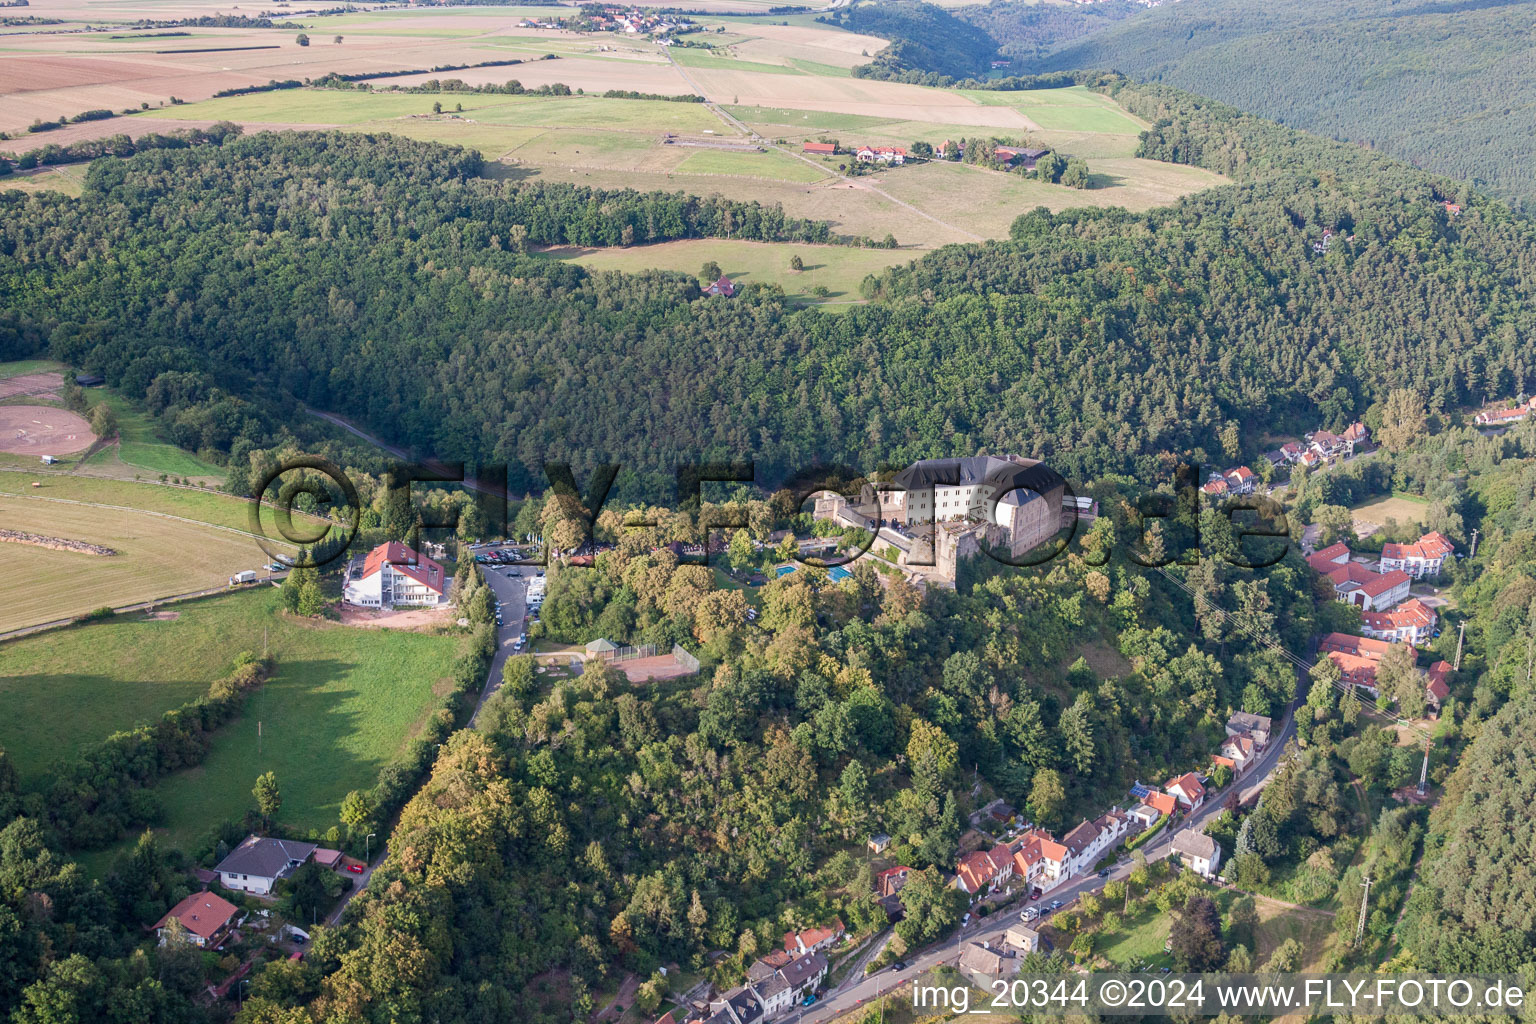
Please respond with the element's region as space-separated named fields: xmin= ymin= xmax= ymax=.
xmin=1049 ymin=900 xmax=1063 ymax=910
xmin=1099 ymin=869 xmax=1112 ymax=878
xmin=512 ymin=639 xmax=524 ymax=651
xmin=802 ymin=994 xmax=817 ymax=1007
xmin=890 ymin=961 xmax=907 ymax=972
xmin=1020 ymin=907 xmax=1039 ymax=922
xmin=346 ymin=863 xmax=364 ymax=874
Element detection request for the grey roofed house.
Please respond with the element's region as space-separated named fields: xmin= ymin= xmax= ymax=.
xmin=958 ymin=941 xmax=1015 ymax=977
xmin=892 ymin=455 xmax=1066 ymax=505
xmin=216 ymin=836 xmax=318 ymax=879
xmin=778 ymin=950 xmax=827 ymax=990
xmin=1225 ymin=711 xmax=1272 ymax=746
xmin=1170 ymin=830 xmax=1218 ymax=862
xmin=1062 ymin=820 xmax=1100 ymax=856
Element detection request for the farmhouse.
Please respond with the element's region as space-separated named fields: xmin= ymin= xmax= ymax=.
xmin=1170 ymin=831 xmax=1221 ymax=877
xmin=343 ymin=541 xmax=447 ymax=609
xmin=993 ymin=145 xmax=1049 ymax=170
xmin=216 ymin=836 xmax=317 ymax=895
xmin=153 ymin=891 xmax=241 ymax=948
xmin=855 ymin=145 xmax=906 ymax=164
xmin=705 ymin=275 xmax=736 ymax=297
xmin=1361 ymin=597 xmax=1438 ymax=644
xmin=802 ymin=141 xmax=836 ymax=155
xmin=1379 ymin=531 xmax=1454 ymax=578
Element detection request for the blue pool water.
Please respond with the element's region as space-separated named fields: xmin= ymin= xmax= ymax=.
xmin=776 ymin=564 xmax=853 ymax=581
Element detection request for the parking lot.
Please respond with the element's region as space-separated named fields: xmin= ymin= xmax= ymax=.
xmin=469 ymin=545 xmax=540 ymax=719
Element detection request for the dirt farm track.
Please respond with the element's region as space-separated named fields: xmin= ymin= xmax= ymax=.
xmin=0 ymin=405 xmax=96 ymax=456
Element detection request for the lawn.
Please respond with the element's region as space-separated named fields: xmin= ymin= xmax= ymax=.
xmin=1351 ymin=493 xmax=1430 ymax=528
xmin=564 ymin=238 xmax=909 ymax=302
xmin=0 ymin=589 xmax=457 ymax=848
xmin=0 ymin=489 xmax=284 ymax=634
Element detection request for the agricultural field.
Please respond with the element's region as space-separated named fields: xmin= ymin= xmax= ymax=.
xmin=560 ymin=238 xmax=914 ymax=304
xmin=0 ymin=588 xmax=457 ymax=846
xmin=0 ymin=482 xmax=282 ymax=634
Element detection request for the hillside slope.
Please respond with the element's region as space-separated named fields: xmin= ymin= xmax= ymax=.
xmin=1028 ymin=0 xmax=1536 ymax=206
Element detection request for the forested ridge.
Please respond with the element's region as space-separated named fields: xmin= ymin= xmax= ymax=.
xmin=4 ymin=84 xmax=1536 ymax=499
xmin=1019 ymin=0 xmax=1536 ymax=208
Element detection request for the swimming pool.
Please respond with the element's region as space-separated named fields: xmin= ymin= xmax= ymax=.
xmin=775 ymin=564 xmax=853 ymax=582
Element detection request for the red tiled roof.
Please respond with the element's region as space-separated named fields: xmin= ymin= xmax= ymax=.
xmin=1361 ymin=598 xmax=1436 ymax=633
xmin=362 ymin=541 xmax=445 ymax=595
xmin=1142 ymin=792 xmax=1176 ymax=817
xmin=1358 ymin=569 xmax=1412 ymax=598
xmin=1202 ymin=479 xmax=1229 ymax=494
xmin=1227 ymin=466 xmax=1255 ymax=481
xmin=802 ymin=142 xmax=835 ymax=154
xmin=154 ymin=891 xmax=239 ymax=941
xmin=1319 ymin=632 xmax=1412 ymax=661
xmin=1166 ymin=772 xmax=1205 ymax=802
xmin=1327 ymin=563 xmax=1380 ymax=588
xmin=1307 ymin=543 xmax=1351 ymax=572
xmin=956 ymin=849 xmax=999 ymax=893
xmin=1426 ymin=660 xmax=1452 ymax=701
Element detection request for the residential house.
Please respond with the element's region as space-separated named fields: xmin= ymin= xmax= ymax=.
xmin=216 ymin=836 xmax=317 ymax=895
xmin=1425 ymin=660 xmax=1452 ymax=710
xmin=1299 ymin=448 xmax=1324 ymax=469
xmin=1011 ymin=829 xmax=1069 ymax=889
xmin=1005 ymin=925 xmax=1041 ymax=953
xmin=1263 ymin=449 xmax=1287 ymax=471
xmin=874 ymin=865 xmax=913 ymax=899
xmin=1224 ymin=466 xmax=1257 ymax=494
xmin=855 ymin=145 xmax=906 ymax=165
xmin=1473 ymin=406 xmax=1531 ymax=427
xmin=801 ymin=141 xmax=836 ymax=155
xmin=1201 ymin=477 xmax=1229 ymax=497
xmin=1220 ymin=733 xmax=1257 ymax=773
xmin=153 ymin=891 xmax=241 ymax=948
xmin=1379 ymin=531 xmax=1455 ymax=579
xmin=1133 ymin=790 xmax=1177 ymax=825
xmin=1225 ymin=711 xmax=1272 ymax=749
xmin=783 ymin=920 xmax=843 ymax=956
xmin=704 ymin=275 xmax=735 ymax=298
xmin=1361 ymin=598 xmax=1438 ymax=645
xmin=1060 ymin=820 xmax=1101 ymax=876
xmin=1164 ymin=772 xmax=1206 ymax=812
xmin=955 ymin=843 xmax=1013 ymax=896
xmin=866 ymin=834 xmax=891 ymax=854
xmin=1305 ymin=542 xmax=1351 ymax=574
xmin=718 ymin=949 xmax=823 ymax=1023
xmin=1279 ymin=441 xmax=1305 ymax=463
xmin=1170 ymin=831 xmax=1222 ymax=877
xmin=1320 ymin=632 xmax=1416 ymax=696
xmin=343 ymin=541 xmax=447 ymax=609
xmin=958 ymin=941 xmax=1019 ymax=981
xmin=1342 ymin=422 xmax=1370 ymax=447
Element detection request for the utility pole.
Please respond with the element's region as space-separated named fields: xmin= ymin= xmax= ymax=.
xmin=1355 ymin=874 xmax=1372 ymax=945
xmin=1454 ymin=621 xmax=1467 ymax=670
xmin=1418 ymin=737 xmax=1432 ymax=796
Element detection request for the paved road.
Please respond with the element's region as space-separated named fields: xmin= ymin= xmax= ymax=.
xmin=781 ymin=704 xmax=1299 ymax=1024
xmin=469 ymin=549 xmax=533 ymax=724
xmin=325 ymin=846 xmax=386 ymax=927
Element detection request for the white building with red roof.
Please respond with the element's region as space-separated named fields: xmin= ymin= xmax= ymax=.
xmin=1165 ymin=772 xmax=1206 ymax=812
xmin=1379 ymin=531 xmax=1454 ymax=579
xmin=1319 ymin=632 xmax=1416 ymax=696
xmin=783 ymin=919 xmax=844 ymax=956
xmin=1306 ymin=542 xmax=1351 ymax=573
xmin=344 ymin=541 xmax=448 ymax=609
xmin=1361 ymin=598 xmax=1437 ymax=645
xmin=1328 ymin=564 xmax=1412 ymax=611
xmin=1010 ymin=829 xmax=1069 ymax=889
xmin=1224 ymin=466 xmax=1257 ymax=494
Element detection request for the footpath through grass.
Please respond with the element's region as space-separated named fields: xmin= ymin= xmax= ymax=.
xmin=0 ymin=589 xmax=458 ymax=850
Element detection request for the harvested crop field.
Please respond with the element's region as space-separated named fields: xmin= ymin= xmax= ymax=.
xmin=0 ymin=405 xmax=95 ymax=456
xmin=0 ymin=371 xmax=66 ymax=402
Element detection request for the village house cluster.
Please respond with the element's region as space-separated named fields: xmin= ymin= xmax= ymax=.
xmin=525 ymin=5 xmax=694 ymax=35
xmin=1263 ymin=421 xmax=1370 ymax=474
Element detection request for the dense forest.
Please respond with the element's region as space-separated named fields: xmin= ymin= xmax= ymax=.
xmin=817 ymin=0 xmax=999 ymax=81
xmin=1022 ymin=0 xmax=1536 ymax=208
xmin=5 ymin=80 xmax=1536 ymax=502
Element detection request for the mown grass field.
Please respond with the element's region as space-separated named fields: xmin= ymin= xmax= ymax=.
xmin=564 ymin=238 xmax=909 ymax=303
xmin=1351 ymin=493 xmax=1431 ymax=528
xmin=673 ymin=147 xmax=828 ymax=182
xmin=1 ymin=588 xmax=456 ymax=847
xmin=958 ymin=84 xmax=1149 ymax=134
xmin=0 ymin=488 xmax=278 ymax=634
